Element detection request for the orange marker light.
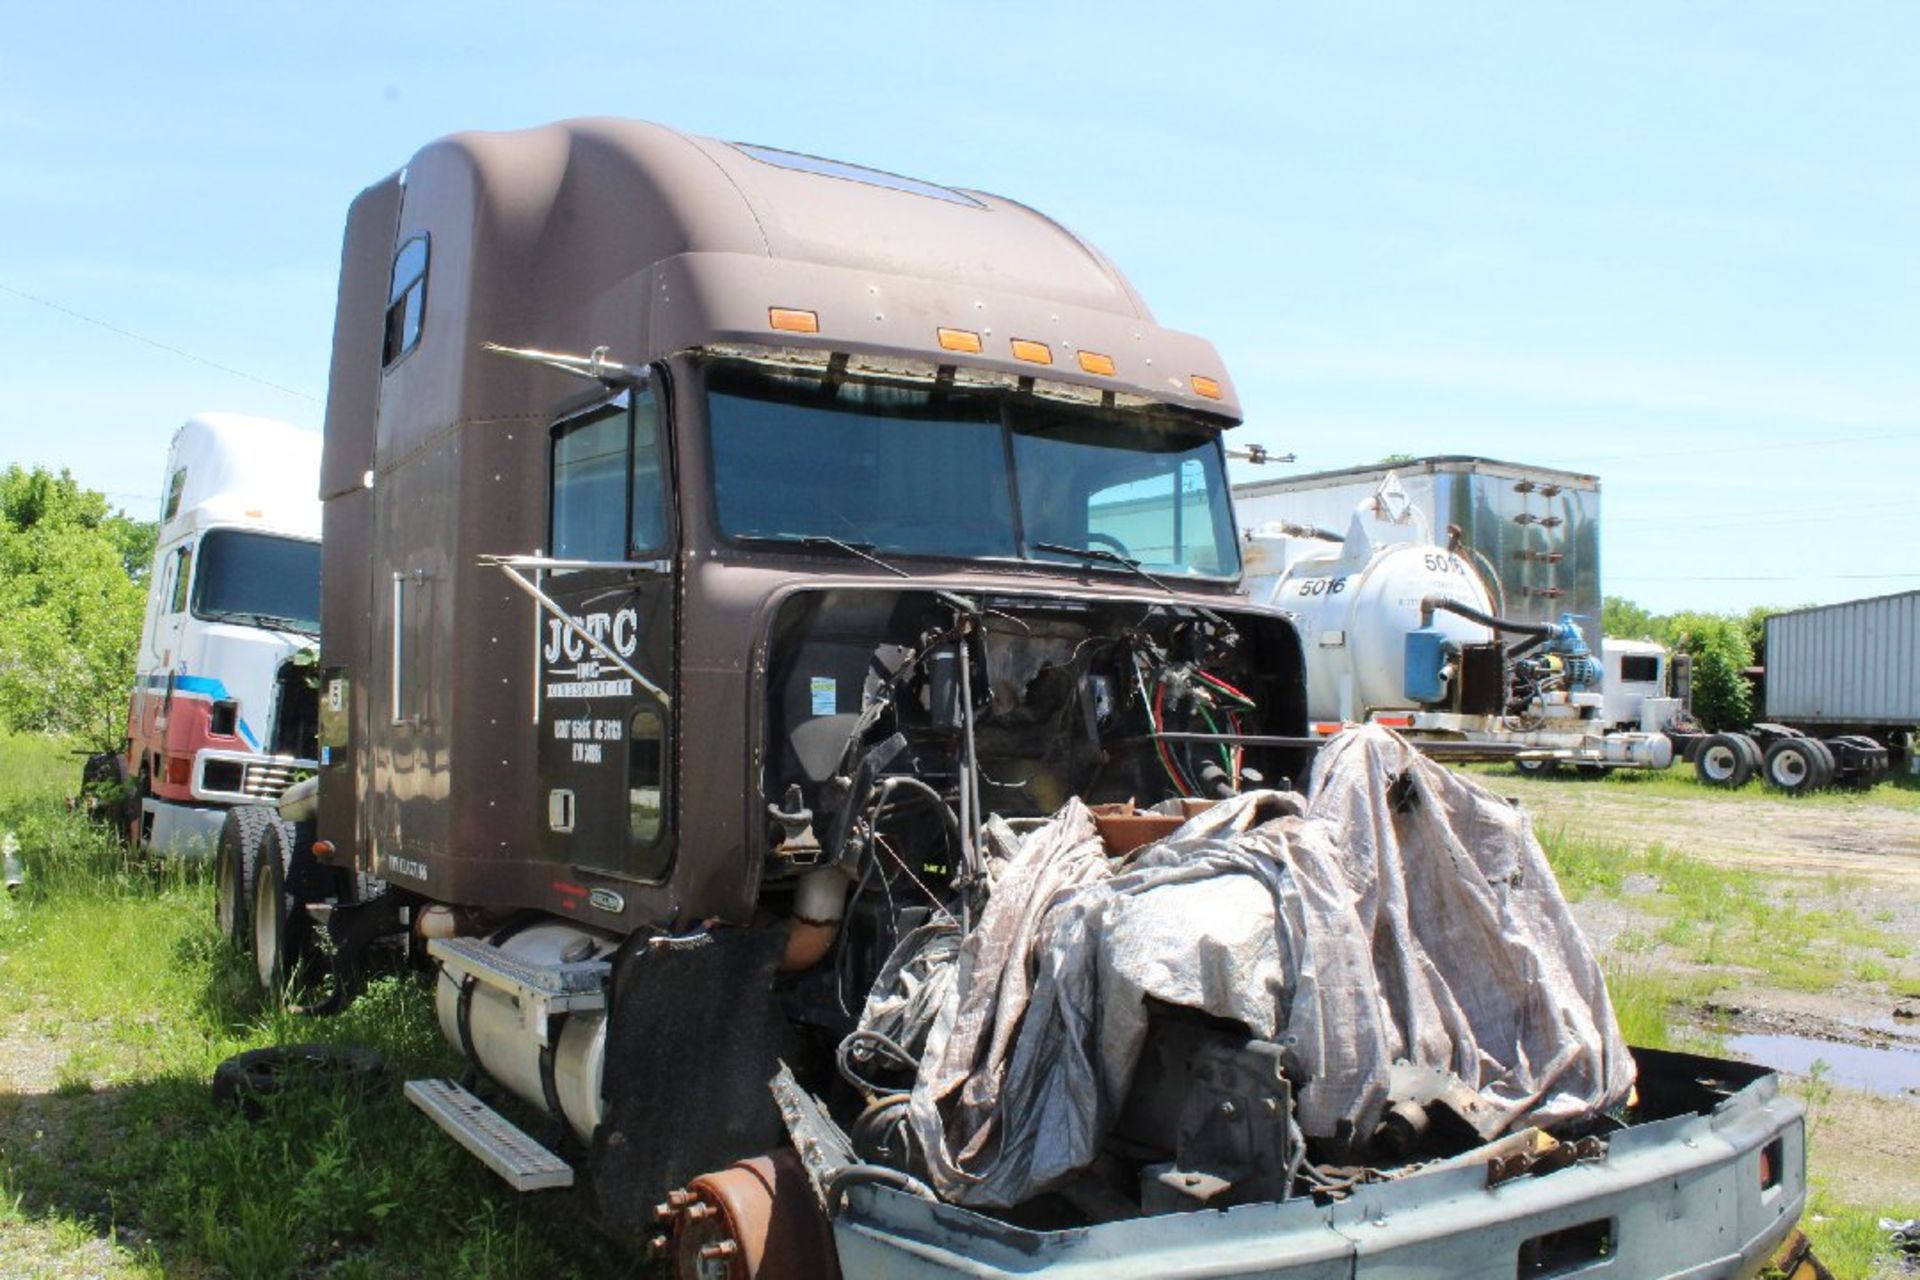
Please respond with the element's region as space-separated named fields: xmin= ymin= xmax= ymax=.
xmin=1010 ymin=339 xmax=1053 ymax=365
xmin=938 ymin=327 xmax=983 ymax=354
xmin=1191 ymin=375 xmax=1223 ymax=399
xmin=768 ymin=307 xmax=819 ymax=334
xmin=1077 ymin=351 xmax=1116 ymax=376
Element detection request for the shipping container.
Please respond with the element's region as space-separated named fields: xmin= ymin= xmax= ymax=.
xmin=1764 ymin=589 xmax=1920 ymax=730
xmin=1234 ymin=456 xmax=1603 ymax=654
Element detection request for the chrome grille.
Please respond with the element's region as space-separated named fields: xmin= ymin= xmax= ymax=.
xmin=241 ymin=759 xmax=307 ymax=799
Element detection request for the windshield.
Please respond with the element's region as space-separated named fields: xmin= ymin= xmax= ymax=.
xmin=190 ymin=529 xmax=321 ymax=633
xmin=706 ymin=362 xmax=1239 ymax=577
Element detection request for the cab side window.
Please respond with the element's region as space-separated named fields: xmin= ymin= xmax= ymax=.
xmin=550 ymin=386 xmax=667 ymax=563
xmin=167 ymin=546 xmax=192 ymax=613
xmin=629 ymin=706 xmax=668 ymax=871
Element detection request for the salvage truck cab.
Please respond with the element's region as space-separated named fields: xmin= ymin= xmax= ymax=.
xmin=229 ymin=120 xmax=1811 ymax=1278
xmin=98 ymin=414 xmax=321 ymax=857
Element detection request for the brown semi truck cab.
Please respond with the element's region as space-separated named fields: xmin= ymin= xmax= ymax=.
xmin=211 ymin=120 xmax=1812 ymax=1279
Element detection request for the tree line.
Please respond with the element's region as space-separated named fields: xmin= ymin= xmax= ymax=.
xmin=0 ymin=466 xmax=155 ymax=746
xmin=0 ymin=462 xmax=1805 ymax=746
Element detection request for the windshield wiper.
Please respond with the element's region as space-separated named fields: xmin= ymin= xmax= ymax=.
xmin=1031 ymin=541 xmax=1176 ymax=595
xmin=220 ymin=611 xmax=319 ymax=636
xmin=738 ymin=533 xmax=911 ymax=579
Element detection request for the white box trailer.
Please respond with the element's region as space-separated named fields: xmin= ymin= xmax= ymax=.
xmin=1234 ymin=456 xmax=1603 ymax=656
xmin=1764 ymin=589 xmax=1920 ymax=733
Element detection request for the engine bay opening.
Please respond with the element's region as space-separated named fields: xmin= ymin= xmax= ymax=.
xmin=755 ymin=587 xmax=1306 ymax=1028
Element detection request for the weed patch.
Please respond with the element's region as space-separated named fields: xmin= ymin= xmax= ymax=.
xmin=1535 ymin=827 xmax=1914 ymax=999
xmin=0 ymin=736 xmax=630 ymax=1277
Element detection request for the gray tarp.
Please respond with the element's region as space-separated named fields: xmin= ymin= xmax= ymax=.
xmin=877 ymin=724 xmax=1635 ymax=1208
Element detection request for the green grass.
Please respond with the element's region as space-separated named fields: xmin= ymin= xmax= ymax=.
xmin=4 ymin=734 xmax=1912 ymax=1276
xmin=0 ymin=735 xmax=632 ymax=1278
xmin=1534 ymin=825 xmax=1914 ymax=997
xmin=1800 ymin=1183 xmax=1917 ymax=1280
xmin=1466 ymin=756 xmax=1920 ymax=811
xmin=1530 ymin=817 xmax=1918 ymax=1278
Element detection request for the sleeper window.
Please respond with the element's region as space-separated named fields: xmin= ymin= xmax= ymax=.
xmin=382 ymin=235 xmax=429 ymax=367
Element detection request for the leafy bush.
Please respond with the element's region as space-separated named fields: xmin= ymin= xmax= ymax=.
xmin=0 ymin=467 xmax=153 ymax=747
xmin=1604 ymin=597 xmax=1761 ymax=731
xmin=1667 ymin=613 xmax=1754 ymax=731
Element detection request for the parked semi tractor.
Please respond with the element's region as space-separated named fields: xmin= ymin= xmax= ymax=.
xmin=83 ymin=414 xmax=322 ymax=857
xmin=1676 ymin=592 xmax=1908 ymax=793
xmin=1242 ymin=475 xmax=1674 ymax=771
xmin=221 ymin=120 xmax=1811 ymax=1278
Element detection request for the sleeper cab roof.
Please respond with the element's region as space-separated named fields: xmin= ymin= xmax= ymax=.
xmin=375 ymin=118 xmax=1238 ymax=423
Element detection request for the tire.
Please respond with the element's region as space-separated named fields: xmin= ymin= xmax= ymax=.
xmin=215 ymin=806 xmax=277 ymax=947
xmin=1513 ymin=757 xmax=1558 ymax=777
xmin=211 ymin=1044 xmax=385 ymax=1120
xmin=122 ymin=769 xmax=150 ymax=851
xmin=1731 ymin=733 xmax=1765 ymax=774
xmin=1762 ymin=738 xmax=1826 ymax=794
xmin=78 ymin=752 xmax=131 ymax=828
xmin=1804 ymin=738 xmax=1837 ymax=789
xmin=252 ymin=821 xmax=313 ymax=1003
xmin=1695 ymin=733 xmax=1754 ymax=788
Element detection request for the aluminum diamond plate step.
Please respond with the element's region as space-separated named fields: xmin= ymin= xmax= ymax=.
xmin=405 ymin=1077 xmax=574 ymax=1191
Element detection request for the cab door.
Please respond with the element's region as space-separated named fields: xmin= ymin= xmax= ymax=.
xmin=537 ymin=383 xmax=675 ymax=884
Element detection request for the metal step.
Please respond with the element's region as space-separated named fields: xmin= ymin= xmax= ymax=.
xmin=405 ymin=1077 xmax=574 ymax=1191
xmin=428 ymin=935 xmax=609 ymax=1044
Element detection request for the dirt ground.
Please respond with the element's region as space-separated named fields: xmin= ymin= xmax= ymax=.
xmin=1497 ymin=772 xmax=1920 ymax=1221
xmin=1507 ymin=777 xmax=1920 ymax=882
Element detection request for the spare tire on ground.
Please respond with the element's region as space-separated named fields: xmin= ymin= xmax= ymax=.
xmin=211 ymin=1044 xmax=386 ymax=1119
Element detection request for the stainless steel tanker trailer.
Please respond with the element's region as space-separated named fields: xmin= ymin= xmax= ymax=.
xmin=213 ymin=119 xmax=1813 ymax=1278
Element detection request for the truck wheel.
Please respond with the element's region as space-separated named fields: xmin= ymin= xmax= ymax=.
xmin=1513 ymin=757 xmax=1558 ymax=777
xmin=1730 ymin=733 xmax=1764 ymax=774
xmin=1695 ymin=734 xmax=1754 ymax=788
xmin=1762 ymin=738 xmax=1827 ymax=793
xmin=252 ymin=821 xmax=313 ymax=1003
xmin=78 ymin=753 xmax=130 ymax=828
xmin=121 ymin=769 xmax=150 ymax=851
xmin=216 ymin=806 xmax=277 ymax=947
xmin=1804 ymin=738 xmax=1838 ymax=789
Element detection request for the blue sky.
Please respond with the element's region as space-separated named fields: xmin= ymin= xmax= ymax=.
xmin=1 ymin=2 xmax=1913 ymax=614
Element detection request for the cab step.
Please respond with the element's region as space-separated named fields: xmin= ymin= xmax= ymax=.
xmin=427 ymin=935 xmax=608 ymax=1043
xmin=404 ymin=1077 xmax=574 ymax=1191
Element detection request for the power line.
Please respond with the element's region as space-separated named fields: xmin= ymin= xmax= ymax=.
xmin=1611 ymin=571 xmax=1920 ymax=583
xmin=0 ymin=280 xmax=322 ymax=404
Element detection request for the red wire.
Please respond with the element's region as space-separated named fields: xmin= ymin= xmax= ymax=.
xmin=1197 ymin=669 xmax=1255 ymax=705
xmin=1152 ymin=680 xmax=1192 ymax=797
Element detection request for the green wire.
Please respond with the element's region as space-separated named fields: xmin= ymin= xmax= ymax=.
xmin=1196 ymin=704 xmax=1232 ymax=772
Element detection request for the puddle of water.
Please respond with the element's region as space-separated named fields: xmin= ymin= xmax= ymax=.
xmin=1856 ymin=1015 xmax=1920 ymax=1043
xmin=1726 ymin=1033 xmax=1920 ymax=1099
